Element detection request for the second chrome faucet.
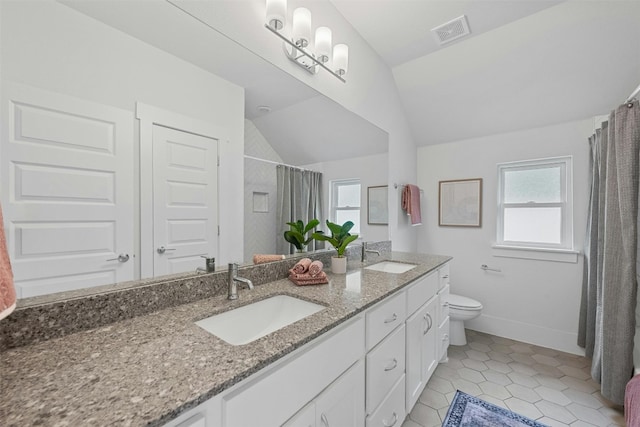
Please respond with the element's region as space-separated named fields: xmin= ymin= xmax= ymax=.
xmin=228 ymin=263 xmax=253 ymax=300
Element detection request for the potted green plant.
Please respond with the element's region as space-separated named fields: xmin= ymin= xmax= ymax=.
xmin=283 ymin=219 xmax=320 ymax=253
xmin=312 ymin=220 xmax=359 ymax=274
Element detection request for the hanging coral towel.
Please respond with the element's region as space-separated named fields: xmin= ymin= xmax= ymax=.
xmin=401 ymin=184 xmax=422 ymax=226
xmin=0 ymin=204 xmax=16 ymax=321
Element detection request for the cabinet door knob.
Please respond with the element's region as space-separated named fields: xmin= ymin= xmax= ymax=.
xmin=384 ymin=358 xmax=398 ymax=371
xmin=382 ymin=412 xmax=398 ymax=427
xmin=384 ymin=313 xmax=398 ymax=324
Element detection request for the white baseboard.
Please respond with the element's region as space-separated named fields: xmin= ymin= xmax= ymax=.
xmin=466 ymin=314 xmax=586 ymax=356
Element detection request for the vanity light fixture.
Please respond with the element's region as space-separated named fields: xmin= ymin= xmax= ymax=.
xmin=264 ymin=0 xmax=348 ymax=83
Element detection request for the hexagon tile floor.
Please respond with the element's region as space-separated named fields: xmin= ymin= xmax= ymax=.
xmin=403 ymin=330 xmax=625 ymax=427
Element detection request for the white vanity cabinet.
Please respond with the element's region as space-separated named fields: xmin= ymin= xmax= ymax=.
xmin=437 ymin=264 xmax=451 ymax=362
xmin=364 ymin=290 xmax=408 ymax=427
xmin=284 ymin=360 xmax=365 ymax=427
xmin=221 ymin=316 xmax=365 ymax=427
xmin=404 ymin=272 xmax=439 ymax=413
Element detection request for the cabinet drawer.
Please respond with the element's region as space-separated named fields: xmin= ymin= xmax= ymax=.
xmin=438 ymin=284 xmax=450 ymax=325
xmin=406 ymin=272 xmax=438 ymax=316
xmin=438 ymin=263 xmax=450 ymax=290
xmin=222 ymin=316 xmax=365 ymax=427
xmin=366 ymin=375 xmax=406 ymax=427
xmin=366 ymin=324 xmax=406 ymax=413
xmin=438 ymin=317 xmax=450 ymax=362
xmin=366 ymin=291 xmax=406 ymax=350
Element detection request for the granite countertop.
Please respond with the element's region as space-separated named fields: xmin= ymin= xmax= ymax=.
xmin=1 ymin=252 xmax=451 ymax=427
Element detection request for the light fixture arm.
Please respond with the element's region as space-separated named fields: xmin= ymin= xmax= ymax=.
xmin=265 ymin=24 xmax=346 ymax=83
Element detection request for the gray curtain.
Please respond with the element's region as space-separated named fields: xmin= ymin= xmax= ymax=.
xmin=276 ymin=166 xmax=324 ymax=254
xmin=579 ymin=100 xmax=640 ymax=405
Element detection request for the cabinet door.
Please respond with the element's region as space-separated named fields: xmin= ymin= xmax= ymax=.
xmin=405 ymin=296 xmax=438 ymax=413
xmin=315 ymin=360 xmax=365 ymax=427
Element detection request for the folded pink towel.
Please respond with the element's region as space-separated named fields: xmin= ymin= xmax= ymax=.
xmin=308 ymin=260 xmax=323 ymax=276
xmin=292 ymin=258 xmax=312 ymax=274
xmin=253 ymin=254 xmax=286 ymax=264
xmin=0 ymin=204 xmax=16 ymax=321
xmin=401 ymin=184 xmax=422 ymax=226
xmin=288 ymin=271 xmax=328 ymax=286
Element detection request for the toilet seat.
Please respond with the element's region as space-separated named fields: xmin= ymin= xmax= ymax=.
xmin=448 ymin=294 xmax=483 ymax=310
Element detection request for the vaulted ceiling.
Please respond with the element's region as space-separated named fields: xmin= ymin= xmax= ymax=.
xmin=332 ymin=0 xmax=640 ymax=146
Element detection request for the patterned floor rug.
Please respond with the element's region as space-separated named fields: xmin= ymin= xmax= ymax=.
xmin=442 ymin=390 xmax=548 ymax=427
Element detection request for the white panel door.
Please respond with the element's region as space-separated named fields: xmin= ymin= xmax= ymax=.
xmin=152 ymin=125 xmax=218 ymax=276
xmin=0 ymin=83 xmax=134 ymax=298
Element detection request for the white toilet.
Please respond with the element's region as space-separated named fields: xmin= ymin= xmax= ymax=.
xmin=448 ymin=293 xmax=483 ymax=346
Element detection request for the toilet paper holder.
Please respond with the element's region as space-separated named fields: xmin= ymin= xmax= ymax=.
xmin=481 ymin=264 xmax=501 ymax=272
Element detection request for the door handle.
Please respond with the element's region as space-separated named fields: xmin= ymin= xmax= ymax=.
xmin=107 ymin=253 xmax=130 ymax=262
xmin=157 ymin=246 xmax=176 ymax=254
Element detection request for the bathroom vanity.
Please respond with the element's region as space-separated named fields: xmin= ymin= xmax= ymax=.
xmin=0 ymin=252 xmax=451 ymax=427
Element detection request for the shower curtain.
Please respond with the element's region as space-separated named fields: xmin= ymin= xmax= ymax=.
xmin=579 ymin=99 xmax=640 ymax=405
xmin=276 ymin=165 xmax=324 ymax=254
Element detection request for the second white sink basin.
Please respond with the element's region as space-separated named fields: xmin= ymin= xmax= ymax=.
xmin=195 ymin=295 xmax=325 ymax=345
xmin=364 ymin=261 xmax=417 ymax=274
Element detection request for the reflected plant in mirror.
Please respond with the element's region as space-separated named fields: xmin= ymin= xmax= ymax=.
xmin=283 ymin=219 xmax=319 ymax=253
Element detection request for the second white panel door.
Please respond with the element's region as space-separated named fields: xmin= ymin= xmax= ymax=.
xmin=152 ymin=125 xmax=218 ymax=276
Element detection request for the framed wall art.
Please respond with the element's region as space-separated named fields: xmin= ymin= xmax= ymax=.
xmin=438 ymin=178 xmax=482 ymax=227
xmin=367 ymin=185 xmax=388 ymax=225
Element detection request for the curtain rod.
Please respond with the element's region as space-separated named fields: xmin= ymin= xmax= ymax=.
xmin=243 ymin=155 xmax=315 ymax=172
xmin=627 ymin=82 xmax=640 ymax=103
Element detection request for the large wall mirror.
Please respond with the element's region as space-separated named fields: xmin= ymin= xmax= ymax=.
xmin=0 ymin=0 xmax=389 ymax=301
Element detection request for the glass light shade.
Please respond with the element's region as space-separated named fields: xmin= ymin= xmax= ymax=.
xmin=266 ymin=0 xmax=286 ymax=31
xmin=292 ymin=7 xmax=311 ymax=47
xmin=333 ymin=44 xmax=349 ymax=75
xmin=315 ymin=27 xmax=332 ymax=63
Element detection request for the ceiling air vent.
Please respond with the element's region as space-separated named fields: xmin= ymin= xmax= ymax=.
xmin=431 ymin=15 xmax=471 ymax=45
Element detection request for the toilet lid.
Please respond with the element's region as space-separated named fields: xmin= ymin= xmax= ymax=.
xmin=448 ymin=294 xmax=483 ymax=309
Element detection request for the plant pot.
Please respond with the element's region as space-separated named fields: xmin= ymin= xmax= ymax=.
xmin=331 ymin=256 xmax=347 ymax=274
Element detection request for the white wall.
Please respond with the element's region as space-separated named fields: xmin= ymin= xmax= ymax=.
xmin=417 ymin=119 xmax=592 ymax=354
xmin=0 ymin=1 xmax=245 ymax=276
xmin=304 ymin=152 xmax=389 ymax=243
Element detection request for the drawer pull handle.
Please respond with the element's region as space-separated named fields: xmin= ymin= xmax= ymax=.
xmin=441 ymin=274 xmax=449 ymax=279
xmin=321 ymin=413 xmax=329 ymax=427
xmin=384 ymin=358 xmax=398 ymax=371
xmin=384 ymin=313 xmax=398 ymax=324
xmin=382 ymin=412 xmax=398 ymax=427
xmin=442 ymin=302 xmax=449 ymax=307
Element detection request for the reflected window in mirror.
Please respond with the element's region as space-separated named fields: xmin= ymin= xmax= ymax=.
xmin=330 ymin=179 xmax=361 ymax=233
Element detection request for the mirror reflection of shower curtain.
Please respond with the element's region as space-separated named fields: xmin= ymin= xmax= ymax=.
xmin=276 ymin=165 xmax=324 ymax=254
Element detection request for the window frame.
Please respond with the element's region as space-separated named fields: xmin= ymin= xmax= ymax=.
xmin=330 ymin=178 xmax=361 ymax=233
xmin=496 ymin=156 xmax=573 ymax=251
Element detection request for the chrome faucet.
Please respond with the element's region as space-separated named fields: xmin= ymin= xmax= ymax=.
xmin=361 ymin=242 xmax=381 ymax=262
xmin=228 ymin=263 xmax=254 ymax=300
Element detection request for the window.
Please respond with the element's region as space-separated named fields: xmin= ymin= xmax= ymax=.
xmin=497 ymin=157 xmax=573 ymax=250
xmin=330 ymin=179 xmax=361 ymax=233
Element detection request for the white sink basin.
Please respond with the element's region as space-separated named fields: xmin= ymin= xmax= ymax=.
xmin=364 ymin=261 xmax=417 ymax=274
xmin=195 ymin=295 xmax=325 ymax=345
